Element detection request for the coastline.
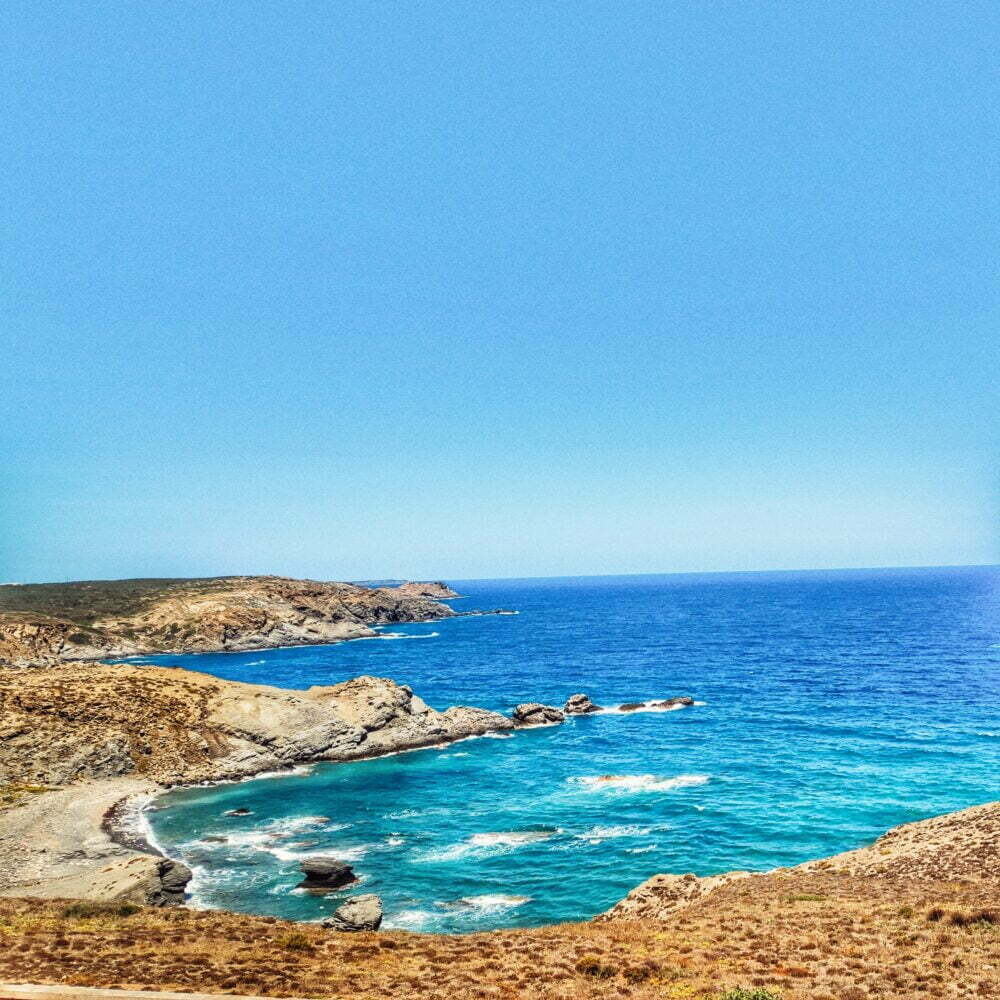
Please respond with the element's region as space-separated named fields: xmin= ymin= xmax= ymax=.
xmin=0 ymin=703 xmax=531 ymax=906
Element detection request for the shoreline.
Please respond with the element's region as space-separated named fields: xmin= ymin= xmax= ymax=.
xmin=77 ymin=607 xmax=509 ymax=666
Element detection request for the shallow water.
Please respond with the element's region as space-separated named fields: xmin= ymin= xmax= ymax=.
xmin=139 ymin=566 xmax=1000 ymax=932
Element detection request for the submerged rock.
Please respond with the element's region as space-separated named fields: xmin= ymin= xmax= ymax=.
xmin=512 ymin=703 xmax=565 ymax=726
xmin=223 ymin=807 xmax=253 ymax=817
xmin=297 ymin=857 xmax=358 ymax=892
xmin=564 ymin=693 xmax=602 ymax=715
xmin=322 ymin=893 xmax=383 ymax=931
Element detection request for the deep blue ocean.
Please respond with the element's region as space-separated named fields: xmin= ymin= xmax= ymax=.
xmin=139 ymin=567 xmax=1000 ymax=932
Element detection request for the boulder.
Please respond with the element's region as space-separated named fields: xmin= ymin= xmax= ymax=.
xmin=223 ymin=807 xmax=253 ymax=817
xmin=150 ymin=859 xmax=192 ymax=906
xmin=563 ymin=693 xmax=602 ymax=715
xmin=297 ymin=857 xmax=358 ymax=892
xmin=618 ymin=702 xmax=645 ymax=712
xmin=512 ymin=703 xmax=565 ymax=726
xmin=321 ymin=893 xmax=383 ymax=931
xmin=650 ymin=696 xmax=695 ymax=709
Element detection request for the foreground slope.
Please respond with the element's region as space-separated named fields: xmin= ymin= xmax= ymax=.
xmin=0 ymin=801 xmax=996 ymax=998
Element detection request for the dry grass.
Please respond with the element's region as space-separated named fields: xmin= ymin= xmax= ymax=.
xmin=0 ymin=783 xmax=51 ymax=810
xmin=0 ymin=864 xmax=997 ymax=999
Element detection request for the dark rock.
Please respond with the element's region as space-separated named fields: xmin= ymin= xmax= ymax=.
xmin=150 ymin=859 xmax=192 ymax=906
xmin=512 ymin=703 xmax=565 ymax=726
xmin=297 ymin=856 xmax=358 ymax=891
xmin=618 ymin=702 xmax=645 ymax=712
xmin=223 ymin=807 xmax=253 ymax=817
xmin=563 ymin=693 xmax=602 ymax=715
xmin=202 ymin=835 xmax=228 ymax=843
xmin=321 ymin=893 xmax=383 ymax=931
xmin=650 ymin=696 xmax=695 ymax=709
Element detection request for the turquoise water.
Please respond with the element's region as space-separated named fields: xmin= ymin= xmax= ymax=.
xmin=141 ymin=567 xmax=1000 ymax=932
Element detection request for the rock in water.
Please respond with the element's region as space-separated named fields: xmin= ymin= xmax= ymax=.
xmin=618 ymin=702 xmax=645 ymax=712
xmin=223 ymin=807 xmax=253 ymax=817
xmin=650 ymin=696 xmax=695 ymax=709
xmin=512 ymin=703 xmax=565 ymax=726
xmin=297 ymin=857 xmax=358 ymax=892
xmin=322 ymin=893 xmax=383 ymax=931
xmin=563 ymin=693 xmax=602 ymax=715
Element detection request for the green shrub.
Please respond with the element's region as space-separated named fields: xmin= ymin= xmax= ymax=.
xmin=279 ymin=931 xmax=312 ymax=951
xmin=574 ymin=954 xmax=617 ymax=978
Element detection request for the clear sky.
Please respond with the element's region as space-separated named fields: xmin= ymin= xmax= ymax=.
xmin=1 ymin=1 xmax=997 ymax=583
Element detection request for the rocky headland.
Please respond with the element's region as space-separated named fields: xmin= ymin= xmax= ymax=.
xmin=0 ymin=575 xmax=464 ymax=667
xmin=0 ymin=662 xmax=514 ymax=905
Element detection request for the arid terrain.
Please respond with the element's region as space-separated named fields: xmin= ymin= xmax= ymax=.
xmin=0 ymin=800 xmax=996 ymax=998
xmin=0 ymin=576 xmax=996 ymax=999
xmin=0 ymin=576 xmax=459 ymax=666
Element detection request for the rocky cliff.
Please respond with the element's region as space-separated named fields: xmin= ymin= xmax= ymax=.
xmin=0 ymin=576 xmax=456 ymax=667
xmin=0 ymin=661 xmax=513 ymax=905
xmin=0 ymin=663 xmax=513 ymax=786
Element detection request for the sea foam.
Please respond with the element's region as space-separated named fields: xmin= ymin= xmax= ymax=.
xmin=570 ymin=773 xmax=710 ymax=793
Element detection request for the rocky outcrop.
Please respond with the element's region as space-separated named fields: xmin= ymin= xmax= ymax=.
xmin=512 ymin=703 xmax=565 ymax=726
xmin=652 ymin=696 xmax=694 ymax=708
xmin=599 ymin=871 xmax=750 ymax=921
xmin=0 ymin=664 xmax=517 ymax=906
xmin=297 ymin=858 xmax=357 ymax=892
xmin=322 ymin=893 xmax=383 ymax=931
xmin=0 ymin=665 xmax=515 ymax=787
xmin=0 ymin=576 xmax=462 ymax=667
xmin=564 ymin=693 xmax=602 ymax=714
xmin=150 ymin=858 xmax=193 ymax=906
xmin=387 ymin=582 xmax=461 ymax=600
xmin=602 ymin=798 xmax=1000 ymax=924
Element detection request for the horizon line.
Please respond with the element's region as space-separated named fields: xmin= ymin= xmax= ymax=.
xmin=3 ymin=561 xmax=997 ymax=588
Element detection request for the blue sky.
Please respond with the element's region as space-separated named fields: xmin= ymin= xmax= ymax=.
xmin=1 ymin=1 xmax=996 ymax=583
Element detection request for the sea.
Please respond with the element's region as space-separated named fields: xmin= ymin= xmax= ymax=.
xmin=134 ymin=566 xmax=1000 ymax=932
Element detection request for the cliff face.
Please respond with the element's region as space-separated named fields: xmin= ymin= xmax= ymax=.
xmin=0 ymin=662 xmax=513 ymax=787
xmin=0 ymin=576 xmax=455 ymax=667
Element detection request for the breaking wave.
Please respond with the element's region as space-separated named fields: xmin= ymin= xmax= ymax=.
xmin=569 ymin=774 xmax=710 ymax=793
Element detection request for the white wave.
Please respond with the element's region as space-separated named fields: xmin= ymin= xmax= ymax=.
xmin=437 ymin=894 xmax=531 ymax=913
xmin=599 ymin=699 xmax=691 ymax=715
xmin=386 ymin=836 xmax=406 ymax=847
xmin=245 ymin=659 xmax=266 ymax=665
xmin=266 ymin=815 xmax=343 ymax=834
xmin=384 ymin=908 xmax=435 ymax=930
xmin=269 ymin=843 xmax=369 ymax=863
xmin=369 ymin=631 xmax=440 ymax=641
xmin=414 ymin=829 xmax=559 ymax=863
xmin=976 ymin=730 xmax=999 ymax=738
xmin=569 ymin=773 xmax=710 ymax=793
xmin=482 ymin=732 xmax=513 ymax=739
xmin=575 ymin=824 xmax=654 ymax=842
xmin=385 ymin=808 xmax=421 ymax=819
xmin=625 ymin=845 xmax=657 ymax=854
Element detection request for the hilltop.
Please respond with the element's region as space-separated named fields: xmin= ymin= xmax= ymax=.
xmin=0 ymin=576 xmax=456 ymax=667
